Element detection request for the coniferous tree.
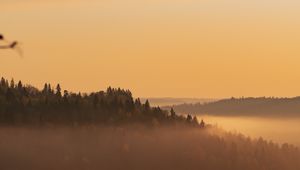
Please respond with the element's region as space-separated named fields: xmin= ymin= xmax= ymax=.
xmin=17 ymin=81 xmax=22 ymax=90
xmin=47 ymin=84 xmax=52 ymax=94
xmin=170 ymin=108 xmax=176 ymax=119
xmin=192 ymin=116 xmax=199 ymax=125
xmin=200 ymin=119 xmax=205 ymax=128
xmin=1 ymin=77 xmax=6 ymax=87
xmin=144 ymin=100 xmax=150 ymax=110
xmin=135 ymin=98 xmax=142 ymax=107
xmin=56 ymin=84 xmax=61 ymax=97
xmin=10 ymin=79 xmax=15 ymax=88
xmin=42 ymin=83 xmax=48 ymax=94
xmin=186 ymin=114 xmax=192 ymax=122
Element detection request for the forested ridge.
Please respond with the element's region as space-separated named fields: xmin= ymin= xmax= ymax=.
xmin=2 ymin=77 xmax=300 ymax=170
xmin=167 ymin=97 xmax=300 ymax=116
xmin=0 ymin=77 xmax=201 ymax=126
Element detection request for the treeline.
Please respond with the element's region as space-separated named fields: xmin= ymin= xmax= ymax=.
xmin=0 ymin=77 xmax=202 ymax=126
xmin=165 ymin=97 xmax=300 ymax=116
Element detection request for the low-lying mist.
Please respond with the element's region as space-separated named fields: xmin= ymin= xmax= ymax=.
xmin=1 ymin=125 xmax=300 ymax=170
xmin=197 ymin=115 xmax=300 ymax=147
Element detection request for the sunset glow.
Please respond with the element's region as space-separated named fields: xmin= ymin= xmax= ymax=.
xmin=2 ymin=0 xmax=300 ymax=98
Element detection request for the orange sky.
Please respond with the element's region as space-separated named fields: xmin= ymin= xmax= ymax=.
xmin=1 ymin=0 xmax=300 ymax=98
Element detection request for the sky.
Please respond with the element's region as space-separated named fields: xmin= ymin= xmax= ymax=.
xmin=1 ymin=0 xmax=300 ymax=98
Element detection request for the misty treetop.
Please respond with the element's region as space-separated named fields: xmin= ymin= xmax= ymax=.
xmin=1 ymin=127 xmax=300 ymax=170
xmin=0 ymin=77 xmax=200 ymax=126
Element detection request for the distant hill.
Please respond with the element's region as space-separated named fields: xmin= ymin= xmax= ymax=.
xmin=164 ymin=97 xmax=300 ymax=117
xmin=140 ymin=97 xmax=218 ymax=107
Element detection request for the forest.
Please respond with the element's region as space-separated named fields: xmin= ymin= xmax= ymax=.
xmin=1 ymin=127 xmax=300 ymax=170
xmin=2 ymin=77 xmax=300 ymax=170
xmin=0 ymin=77 xmax=200 ymax=126
xmin=166 ymin=97 xmax=300 ymax=116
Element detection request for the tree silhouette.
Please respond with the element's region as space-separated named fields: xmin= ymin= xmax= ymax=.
xmin=42 ymin=83 xmax=48 ymax=95
xmin=186 ymin=114 xmax=192 ymax=122
xmin=56 ymin=84 xmax=62 ymax=97
xmin=10 ymin=79 xmax=15 ymax=88
xmin=144 ymin=99 xmax=150 ymax=110
xmin=0 ymin=77 xmax=205 ymax=127
xmin=200 ymin=119 xmax=205 ymax=128
xmin=170 ymin=108 xmax=176 ymax=119
xmin=17 ymin=81 xmax=23 ymax=90
xmin=192 ymin=116 xmax=199 ymax=125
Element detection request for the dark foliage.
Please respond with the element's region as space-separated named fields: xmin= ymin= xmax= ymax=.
xmin=0 ymin=77 xmax=200 ymax=126
xmin=1 ymin=127 xmax=300 ymax=170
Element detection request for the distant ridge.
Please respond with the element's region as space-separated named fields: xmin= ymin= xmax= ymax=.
xmin=164 ymin=97 xmax=300 ymax=117
xmin=140 ymin=97 xmax=218 ymax=107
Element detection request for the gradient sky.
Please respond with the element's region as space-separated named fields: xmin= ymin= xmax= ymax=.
xmin=1 ymin=0 xmax=300 ymax=98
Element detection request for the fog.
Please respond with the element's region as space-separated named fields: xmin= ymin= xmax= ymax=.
xmin=197 ymin=115 xmax=300 ymax=146
xmin=1 ymin=125 xmax=300 ymax=170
